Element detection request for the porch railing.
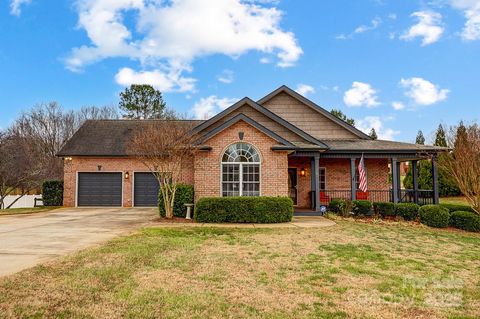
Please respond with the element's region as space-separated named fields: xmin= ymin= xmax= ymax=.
xmin=317 ymin=189 xmax=434 ymax=205
xmin=399 ymin=189 xmax=434 ymax=205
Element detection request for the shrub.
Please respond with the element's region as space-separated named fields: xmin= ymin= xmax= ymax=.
xmin=159 ymin=184 xmax=194 ymax=217
xmin=439 ymin=203 xmax=476 ymax=214
xmin=42 ymin=180 xmax=63 ymax=206
xmin=328 ymin=199 xmax=344 ymax=214
xmin=419 ymin=205 xmax=450 ymax=228
xmin=373 ymin=202 xmax=395 ymax=217
xmin=328 ymin=199 xmax=354 ymax=217
xmin=194 ymin=197 xmax=293 ymax=223
xmin=450 ymin=211 xmax=480 ymax=232
xmin=395 ymin=203 xmax=420 ymax=221
xmin=352 ymin=200 xmax=372 ymax=216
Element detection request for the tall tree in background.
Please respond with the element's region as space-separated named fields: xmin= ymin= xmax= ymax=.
xmin=369 ymin=128 xmax=378 ymax=140
xmin=10 ymin=103 xmax=119 ymax=180
xmin=434 ymin=124 xmax=447 ymax=147
xmin=415 ymin=130 xmax=425 ymax=145
xmin=330 ymin=109 xmax=355 ymax=126
xmin=119 ymin=84 xmax=166 ymax=119
xmin=440 ymin=123 xmax=480 ymax=213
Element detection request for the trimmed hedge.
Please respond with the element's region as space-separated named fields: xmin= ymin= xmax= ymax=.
xmin=352 ymin=200 xmax=372 ymax=216
xmin=419 ymin=205 xmax=450 ymax=228
xmin=328 ymin=199 xmax=344 ymax=214
xmin=439 ymin=203 xmax=476 ymax=214
xmin=395 ymin=203 xmax=420 ymax=221
xmin=373 ymin=202 xmax=395 ymax=217
xmin=450 ymin=211 xmax=480 ymax=232
xmin=159 ymin=184 xmax=194 ymax=217
xmin=42 ymin=180 xmax=63 ymax=206
xmin=194 ymin=196 xmax=293 ymax=223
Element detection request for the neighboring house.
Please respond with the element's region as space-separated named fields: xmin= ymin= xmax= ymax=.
xmin=57 ymin=85 xmax=446 ymax=211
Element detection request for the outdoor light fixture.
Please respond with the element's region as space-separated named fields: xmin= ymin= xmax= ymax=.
xmin=125 ymin=171 xmax=130 ymax=180
xmin=64 ymin=157 xmax=73 ymax=161
xmin=300 ymin=168 xmax=306 ymax=177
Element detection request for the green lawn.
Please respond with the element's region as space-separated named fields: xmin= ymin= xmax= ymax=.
xmin=0 ymin=220 xmax=479 ymax=318
xmin=440 ymin=196 xmax=471 ymax=206
xmin=0 ymin=206 xmax=60 ymax=216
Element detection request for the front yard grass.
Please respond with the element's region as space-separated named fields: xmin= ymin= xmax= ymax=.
xmin=0 ymin=206 xmax=60 ymax=216
xmin=0 ymin=220 xmax=479 ymax=318
xmin=440 ymin=196 xmax=470 ymax=206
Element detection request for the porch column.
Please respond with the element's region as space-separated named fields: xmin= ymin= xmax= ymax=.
xmin=313 ymin=155 xmax=320 ymax=211
xmin=431 ymin=155 xmax=439 ymax=204
xmin=350 ymin=157 xmax=356 ymax=201
xmin=310 ymin=157 xmax=316 ymax=210
xmin=396 ymin=161 xmax=401 ymax=200
xmin=412 ymin=160 xmax=419 ymax=204
xmin=391 ymin=158 xmax=399 ymax=203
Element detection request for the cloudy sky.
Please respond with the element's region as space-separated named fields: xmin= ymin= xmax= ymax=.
xmin=1 ymin=0 xmax=479 ymax=142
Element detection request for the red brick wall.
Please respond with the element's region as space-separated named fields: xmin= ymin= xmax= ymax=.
xmin=285 ymin=157 xmax=390 ymax=208
xmin=63 ymin=157 xmax=194 ymax=207
xmin=318 ymin=158 xmax=389 ymax=190
xmin=194 ymin=120 xmax=289 ymax=201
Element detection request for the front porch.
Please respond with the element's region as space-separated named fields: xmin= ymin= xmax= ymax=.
xmin=288 ymin=152 xmax=440 ymax=213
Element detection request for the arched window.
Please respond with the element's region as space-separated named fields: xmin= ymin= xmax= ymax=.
xmin=221 ymin=143 xmax=260 ymax=197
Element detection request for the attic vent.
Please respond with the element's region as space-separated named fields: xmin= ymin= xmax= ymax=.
xmin=239 ymin=132 xmax=244 ymax=140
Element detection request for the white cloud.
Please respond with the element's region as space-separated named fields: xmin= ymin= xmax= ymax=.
xmin=400 ymin=77 xmax=449 ymax=105
xmin=217 ymin=70 xmax=234 ymax=84
xmin=336 ymin=17 xmax=381 ymax=40
xmin=354 ymin=17 xmax=382 ymax=34
xmin=449 ymin=0 xmax=480 ymax=41
xmin=114 ymin=67 xmax=195 ymax=92
xmin=10 ymin=0 xmax=31 ymax=16
xmin=392 ymin=101 xmax=406 ymax=110
xmin=295 ymin=84 xmax=315 ymax=96
xmin=66 ymin=0 xmax=302 ymax=92
xmin=400 ymin=11 xmax=444 ymax=46
xmin=191 ymin=95 xmax=239 ymax=119
xmin=356 ymin=116 xmax=400 ymax=140
xmin=343 ymin=82 xmax=380 ymax=108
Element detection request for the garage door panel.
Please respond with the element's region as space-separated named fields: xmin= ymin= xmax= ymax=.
xmin=134 ymin=172 xmax=159 ymax=207
xmin=78 ymin=173 xmax=122 ymax=206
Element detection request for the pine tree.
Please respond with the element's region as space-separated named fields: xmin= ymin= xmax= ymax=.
xmin=434 ymin=124 xmax=447 ymax=147
xmin=415 ymin=130 xmax=425 ymax=145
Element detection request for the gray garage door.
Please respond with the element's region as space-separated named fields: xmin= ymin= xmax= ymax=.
xmin=77 ymin=172 xmax=122 ymax=206
xmin=134 ymin=172 xmax=160 ymax=207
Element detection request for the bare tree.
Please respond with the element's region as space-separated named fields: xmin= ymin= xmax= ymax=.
xmin=75 ymin=105 xmax=119 ymax=127
xmin=440 ymin=123 xmax=480 ymax=214
xmin=128 ymin=119 xmax=196 ymax=218
xmin=0 ymin=131 xmax=46 ymax=209
xmin=10 ymin=103 xmax=119 ymax=180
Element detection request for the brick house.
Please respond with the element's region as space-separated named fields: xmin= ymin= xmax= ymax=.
xmin=58 ymin=85 xmax=446 ymax=212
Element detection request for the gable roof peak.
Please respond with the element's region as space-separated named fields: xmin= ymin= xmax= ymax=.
xmin=257 ymin=85 xmax=371 ymax=140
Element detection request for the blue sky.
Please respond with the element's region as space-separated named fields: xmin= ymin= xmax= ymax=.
xmin=1 ymin=0 xmax=479 ymax=143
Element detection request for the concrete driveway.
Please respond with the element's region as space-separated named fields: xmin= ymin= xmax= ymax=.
xmin=0 ymin=207 xmax=157 ymax=277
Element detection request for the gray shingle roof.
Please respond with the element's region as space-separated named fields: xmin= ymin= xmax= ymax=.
xmin=322 ymin=139 xmax=448 ymax=153
xmin=57 ymin=119 xmax=204 ymax=157
xmin=58 ymin=122 xmax=448 ymax=157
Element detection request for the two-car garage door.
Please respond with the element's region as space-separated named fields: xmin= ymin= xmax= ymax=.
xmin=77 ymin=172 xmax=159 ymax=207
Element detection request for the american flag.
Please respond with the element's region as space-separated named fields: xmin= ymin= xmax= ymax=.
xmin=358 ymin=155 xmax=367 ymax=192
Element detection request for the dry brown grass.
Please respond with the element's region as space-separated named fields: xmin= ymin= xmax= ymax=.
xmin=0 ymin=220 xmax=479 ymax=318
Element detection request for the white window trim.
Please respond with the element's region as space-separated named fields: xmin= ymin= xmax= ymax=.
xmin=319 ymin=166 xmax=327 ymax=191
xmin=220 ymin=142 xmax=262 ymax=197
